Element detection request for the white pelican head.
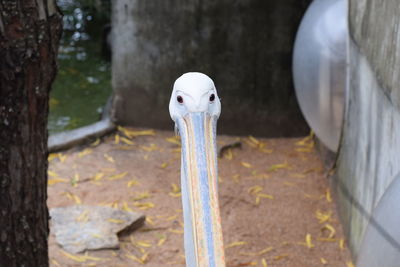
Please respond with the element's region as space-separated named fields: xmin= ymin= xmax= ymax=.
xmin=169 ymin=72 xmax=221 ymax=123
xmin=169 ymin=72 xmax=225 ymax=267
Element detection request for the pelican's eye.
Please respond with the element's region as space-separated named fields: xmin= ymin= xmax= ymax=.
xmin=177 ymin=95 xmax=183 ymax=104
xmin=209 ymin=93 xmax=215 ymax=102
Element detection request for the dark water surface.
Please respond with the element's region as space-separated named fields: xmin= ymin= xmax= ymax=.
xmin=49 ymin=0 xmax=111 ymax=134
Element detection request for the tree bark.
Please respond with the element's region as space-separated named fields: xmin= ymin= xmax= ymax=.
xmin=0 ymin=1 xmax=62 ymax=266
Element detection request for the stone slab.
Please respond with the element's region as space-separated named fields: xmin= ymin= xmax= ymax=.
xmin=50 ymin=205 xmax=145 ymax=253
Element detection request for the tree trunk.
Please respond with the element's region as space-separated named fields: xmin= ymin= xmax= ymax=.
xmin=0 ymin=1 xmax=62 ymax=266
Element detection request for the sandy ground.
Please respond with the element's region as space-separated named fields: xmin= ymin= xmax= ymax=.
xmin=47 ymin=127 xmax=353 ymax=267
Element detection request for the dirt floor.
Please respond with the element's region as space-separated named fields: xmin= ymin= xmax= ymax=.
xmin=47 ymin=127 xmax=353 ymax=267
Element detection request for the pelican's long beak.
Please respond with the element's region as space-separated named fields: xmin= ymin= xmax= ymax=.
xmin=177 ymin=112 xmax=225 ymax=267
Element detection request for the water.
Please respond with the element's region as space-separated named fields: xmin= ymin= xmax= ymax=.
xmin=49 ymin=0 xmax=111 ymax=134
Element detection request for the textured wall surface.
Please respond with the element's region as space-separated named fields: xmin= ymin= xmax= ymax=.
xmin=349 ymin=0 xmax=400 ymax=108
xmin=110 ymin=0 xmax=311 ymax=136
xmin=334 ymin=0 xmax=400 ymax=256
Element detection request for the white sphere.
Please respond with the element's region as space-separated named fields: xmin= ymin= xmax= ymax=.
xmin=293 ymin=0 xmax=348 ymax=152
xmin=357 ymin=173 xmax=400 ymax=267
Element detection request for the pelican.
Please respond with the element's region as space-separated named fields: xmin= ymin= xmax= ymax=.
xmin=169 ymin=72 xmax=226 ymax=267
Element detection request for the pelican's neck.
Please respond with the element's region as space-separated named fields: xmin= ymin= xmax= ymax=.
xmin=179 ymin=113 xmax=225 ymax=267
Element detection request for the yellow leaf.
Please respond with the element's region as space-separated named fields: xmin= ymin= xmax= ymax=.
xmin=243 ymin=139 xmax=256 ymax=148
xmin=267 ymin=162 xmax=290 ymax=172
xmin=125 ymin=253 xmax=144 ymax=264
xmin=71 ymin=173 xmax=80 ymax=186
xmin=225 ymin=241 xmax=247 ymax=249
xmin=132 ymin=192 xmax=151 ymax=201
xmin=261 ymin=258 xmax=268 ymax=267
xmin=90 ymin=233 xmax=103 ymax=239
xmin=257 ymin=246 xmax=273 ymax=255
xmin=273 ymin=254 xmax=289 ymax=261
xmin=241 ymin=161 xmax=252 ymax=168
xmin=303 ymin=168 xmax=320 ymax=174
xmin=169 ymin=229 xmax=184 ymax=234
xmin=315 ymin=210 xmax=332 ymax=224
xmin=58 ymin=153 xmax=67 ymax=163
xmin=160 ymin=162 xmax=168 ymax=168
xmin=169 ymin=192 xmax=181 ymax=197
xmin=157 ymin=235 xmax=167 ymax=246
xmin=224 ymin=148 xmax=233 ymax=160
xmin=114 ymin=134 xmax=120 ymax=145
xmin=171 ymin=148 xmax=181 ymax=153
xmin=259 ymin=148 xmax=273 ymax=153
xmin=78 ymin=148 xmax=92 ymax=158
xmin=140 ymin=143 xmax=159 ymax=152
xmin=306 ymin=234 xmax=314 ymax=248
xmin=146 ymin=216 xmax=155 ymax=225
xmin=140 ymin=252 xmax=149 ymax=263
xmin=248 ymin=135 xmax=260 ymax=146
xmin=239 ymin=247 xmax=273 ymax=256
xmin=323 ymin=224 xmax=336 ymax=239
xmin=166 ymin=215 xmax=178 ymax=221
xmin=127 ymin=179 xmax=139 ymax=187
xmin=122 ymin=202 xmax=134 ymax=212
xmin=61 ymin=251 xmax=86 ymax=262
xmin=295 ymin=131 xmax=314 ymax=146
xmin=247 ymin=185 xmax=263 ymax=195
xmin=64 ymin=192 xmax=82 ymax=204
xmin=82 ymin=253 xmax=107 ymax=261
xmin=50 ymin=258 xmax=61 ymax=266
xmin=171 ymin=183 xmax=180 ymax=193
xmin=347 ymin=261 xmax=355 ymax=267
xmin=107 ymin=218 xmax=125 ymax=224
xmin=48 ymin=178 xmax=69 ymax=186
xmin=48 ymin=153 xmax=58 ymax=162
xmin=257 ymin=193 xmax=274 ymax=199
xmin=252 ymin=173 xmax=270 ymax=179
xmin=118 ymin=127 xmax=155 ymax=138
xmin=231 ymin=174 xmax=240 ymax=183
xmin=165 ymin=136 xmax=181 ymax=146
xmin=93 ymin=173 xmax=105 ymax=181
xmin=107 ymin=172 xmax=128 ymax=181
xmin=320 ymin=258 xmax=327 ymax=264
xmin=136 ymin=241 xmax=152 ymax=248
xmin=133 ymin=202 xmax=155 ymax=210
xmin=295 ymin=147 xmax=313 ymax=153
xmin=104 ymin=153 xmax=115 ymax=163
xmin=48 ymin=170 xmax=59 ymax=177
xmin=121 ymin=137 xmax=135 ymax=145
xmin=76 ymin=210 xmax=89 ymax=222
xmin=339 ymin=238 xmax=345 ymax=249
xmin=111 ymin=201 xmax=119 ymax=209
xmin=326 ymin=188 xmax=332 ymax=202
xmin=73 ymin=194 xmax=81 ymax=204
xmin=91 ymin=138 xmax=101 ymax=147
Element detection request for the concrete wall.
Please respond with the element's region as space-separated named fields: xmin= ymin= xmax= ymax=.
xmin=110 ymin=0 xmax=311 ymax=136
xmin=334 ymin=0 xmax=400 ymax=255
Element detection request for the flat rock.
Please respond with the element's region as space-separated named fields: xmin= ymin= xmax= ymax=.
xmin=50 ymin=205 xmax=145 ymax=253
